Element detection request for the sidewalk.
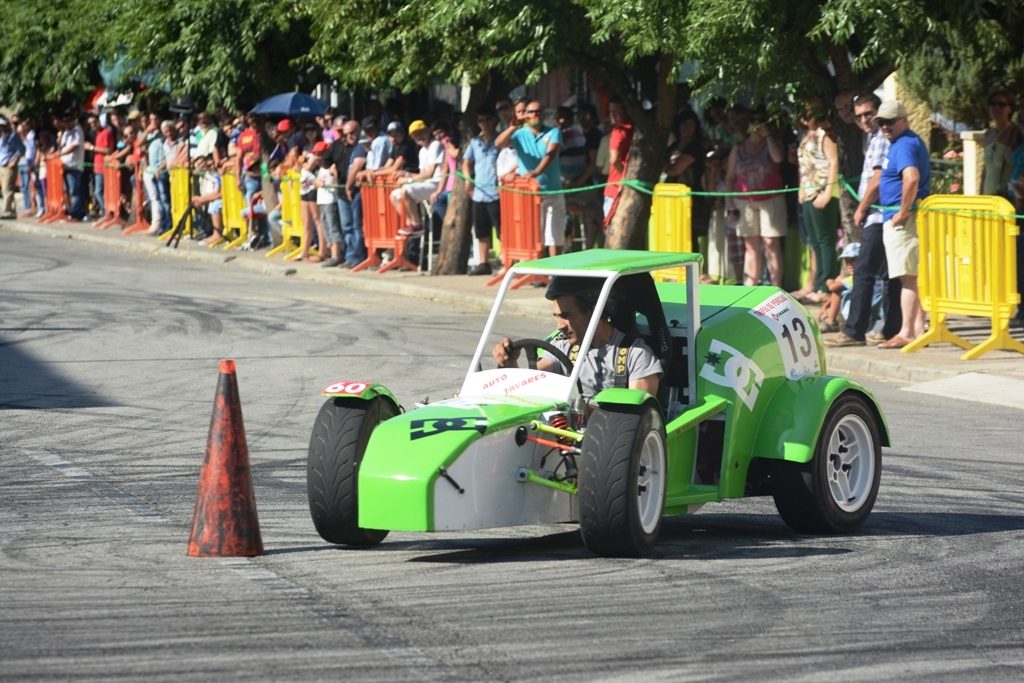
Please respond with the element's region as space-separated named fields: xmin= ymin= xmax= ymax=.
xmin=4 ymin=216 xmax=1023 ymax=386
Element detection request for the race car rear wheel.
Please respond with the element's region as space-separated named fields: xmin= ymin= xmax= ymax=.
xmin=579 ymin=404 xmax=667 ymax=557
xmin=772 ymin=393 xmax=881 ymax=533
xmin=307 ymin=396 xmax=397 ymax=546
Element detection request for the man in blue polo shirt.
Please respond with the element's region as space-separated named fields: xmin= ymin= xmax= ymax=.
xmin=875 ymin=99 xmax=930 ymax=349
xmin=463 ymin=106 xmax=501 ymax=275
xmin=496 ymin=99 xmax=565 ymax=256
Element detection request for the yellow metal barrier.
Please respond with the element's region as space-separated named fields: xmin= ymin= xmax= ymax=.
xmin=648 ymin=183 xmax=692 ymax=282
xmin=160 ymin=166 xmax=192 ymax=240
xmin=266 ymin=171 xmax=308 ymax=260
xmin=218 ymin=172 xmax=248 ymax=250
xmin=906 ymin=194 xmax=1024 ymax=360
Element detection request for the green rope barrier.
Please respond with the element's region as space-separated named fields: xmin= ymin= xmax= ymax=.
xmin=286 ymin=167 xmax=1024 ymax=221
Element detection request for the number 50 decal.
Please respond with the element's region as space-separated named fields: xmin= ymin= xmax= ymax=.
xmin=748 ymin=293 xmax=821 ymax=379
xmin=322 ymin=380 xmax=370 ymax=396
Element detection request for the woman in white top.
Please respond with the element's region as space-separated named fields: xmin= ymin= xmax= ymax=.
xmin=796 ymin=99 xmax=840 ymax=303
xmin=982 ymin=90 xmax=1019 ymax=198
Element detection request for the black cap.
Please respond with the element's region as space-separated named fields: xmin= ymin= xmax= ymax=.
xmin=360 ymin=116 xmax=378 ymax=130
xmin=544 ymin=276 xmax=605 ymax=301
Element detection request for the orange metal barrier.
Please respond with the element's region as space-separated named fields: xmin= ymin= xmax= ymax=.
xmin=486 ymin=177 xmax=546 ymax=288
xmin=95 ymin=164 xmax=124 ymax=229
xmin=354 ymin=174 xmax=418 ymax=273
xmin=266 ymin=171 xmax=304 ymax=259
xmin=218 ymin=171 xmax=248 ymax=250
xmin=906 ymin=194 xmax=1024 ymax=360
xmin=39 ymin=158 xmax=67 ymax=224
xmin=123 ymin=160 xmax=151 ymax=235
xmin=649 ymin=182 xmax=693 ymax=282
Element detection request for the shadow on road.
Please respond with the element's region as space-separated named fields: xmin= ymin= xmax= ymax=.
xmin=866 ymin=511 xmax=1024 ymax=536
xmin=401 ymin=516 xmax=850 ymax=564
xmin=0 ymin=334 xmax=114 ymax=409
xmin=276 ymin=511 xmax=1024 ymax=563
xmin=262 ymin=545 xmax=353 ymax=556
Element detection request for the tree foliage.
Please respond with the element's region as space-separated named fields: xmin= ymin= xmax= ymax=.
xmin=6 ymin=1 xmax=1019 ymax=119
xmin=898 ymin=2 xmax=1024 ymax=127
xmin=0 ymin=1 xmax=110 ymax=110
xmin=302 ymin=1 xmax=597 ymax=92
xmin=0 ymin=0 xmax=313 ymax=112
xmin=98 ymin=0 xmax=315 ymax=109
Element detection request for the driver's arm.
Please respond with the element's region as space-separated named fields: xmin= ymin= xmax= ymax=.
xmin=492 ymin=337 xmax=519 ymax=368
xmin=537 ymin=357 xmax=558 ymax=373
xmin=629 ymin=374 xmax=660 ymax=397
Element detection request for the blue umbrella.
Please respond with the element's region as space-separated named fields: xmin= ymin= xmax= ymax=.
xmin=250 ymin=92 xmax=326 ymax=117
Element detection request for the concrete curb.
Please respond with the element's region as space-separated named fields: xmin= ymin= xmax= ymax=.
xmin=6 ymin=218 xmax=1021 ymax=386
xmin=1 ymin=218 xmax=546 ymax=320
xmin=823 ymin=352 xmax=960 ymax=384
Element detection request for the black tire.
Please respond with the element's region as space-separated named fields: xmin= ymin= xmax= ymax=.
xmin=579 ymin=404 xmax=667 ymax=557
xmin=773 ymin=393 xmax=882 ymax=533
xmin=307 ymin=396 xmax=397 ymax=546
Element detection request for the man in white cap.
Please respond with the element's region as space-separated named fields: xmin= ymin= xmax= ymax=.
xmin=873 ymin=99 xmax=930 ymax=349
xmin=825 ymin=91 xmax=901 ymax=347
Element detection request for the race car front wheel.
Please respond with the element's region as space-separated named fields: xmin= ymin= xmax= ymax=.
xmin=579 ymin=404 xmax=667 ymax=557
xmin=772 ymin=393 xmax=882 ymax=533
xmin=307 ymin=396 xmax=397 ymax=546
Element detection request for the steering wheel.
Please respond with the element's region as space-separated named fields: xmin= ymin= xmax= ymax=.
xmin=498 ymin=337 xmax=587 ymax=401
xmin=507 ymin=338 xmax=574 ymax=372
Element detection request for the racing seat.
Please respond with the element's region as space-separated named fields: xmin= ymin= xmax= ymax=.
xmin=610 ymin=274 xmax=679 ymax=411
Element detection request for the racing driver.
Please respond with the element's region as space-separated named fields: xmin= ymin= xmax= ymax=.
xmin=491 ymin=276 xmax=662 ymax=400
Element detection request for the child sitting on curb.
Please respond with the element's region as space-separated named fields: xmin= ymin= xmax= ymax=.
xmin=818 ymin=242 xmax=858 ymax=333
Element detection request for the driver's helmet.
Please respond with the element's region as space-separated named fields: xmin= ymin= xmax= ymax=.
xmin=544 ymin=276 xmax=605 ymax=309
xmin=547 ymin=275 xmax=630 ymax=329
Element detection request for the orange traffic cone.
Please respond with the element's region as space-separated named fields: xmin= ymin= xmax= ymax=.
xmin=187 ymin=359 xmax=263 ymax=557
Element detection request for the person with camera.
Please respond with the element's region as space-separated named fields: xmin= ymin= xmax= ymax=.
xmin=495 ymin=99 xmax=565 ymax=257
xmin=724 ymin=110 xmax=787 ymax=287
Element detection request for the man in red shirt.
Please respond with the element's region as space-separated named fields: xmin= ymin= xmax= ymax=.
xmin=86 ymin=113 xmax=115 ymax=220
xmin=603 ymin=98 xmax=633 ymax=223
xmin=235 ymin=114 xmax=264 ymax=203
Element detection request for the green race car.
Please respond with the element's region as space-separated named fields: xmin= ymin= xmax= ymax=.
xmin=307 ymin=249 xmax=888 ymax=557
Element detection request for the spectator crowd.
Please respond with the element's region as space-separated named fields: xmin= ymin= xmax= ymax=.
xmin=1 ymin=85 xmax=1022 ymax=339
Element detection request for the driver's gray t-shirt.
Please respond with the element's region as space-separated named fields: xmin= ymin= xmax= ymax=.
xmin=552 ymin=329 xmax=663 ymax=399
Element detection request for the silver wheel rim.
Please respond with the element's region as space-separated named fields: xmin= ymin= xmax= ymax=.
xmin=637 ymin=430 xmax=666 ymax=534
xmin=827 ymin=413 xmax=876 ymax=512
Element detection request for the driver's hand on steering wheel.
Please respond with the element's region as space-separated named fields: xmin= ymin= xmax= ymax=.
xmin=491 ymin=337 xmax=520 ymax=368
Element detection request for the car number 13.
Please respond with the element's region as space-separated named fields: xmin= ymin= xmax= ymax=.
xmin=780 ymin=317 xmax=814 ymax=364
xmin=748 ymin=293 xmax=821 ymax=379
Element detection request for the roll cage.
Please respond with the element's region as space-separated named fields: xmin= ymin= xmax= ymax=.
xmin=463 ymin=251 xmax=703 ymax=411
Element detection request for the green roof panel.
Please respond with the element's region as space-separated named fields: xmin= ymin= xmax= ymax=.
xmin=513 ymin=249 xmax=703 ymax=275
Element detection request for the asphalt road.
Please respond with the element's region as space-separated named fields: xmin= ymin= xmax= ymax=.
xmin=2 ymin=231 xmax=1022 ymax=682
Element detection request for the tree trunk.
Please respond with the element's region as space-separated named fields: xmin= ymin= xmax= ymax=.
xmin=433 ymin=177 xmax=474 ymax=274
xmin=433 ymin=80 xmax=493 ymax=274
xmin=834 ymin=115 xmax=865 ymax=244
xmin=605 ymin=53 xmax=677 ymax=250
xmin=828 ymin=53 xmax=869 ymax=245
